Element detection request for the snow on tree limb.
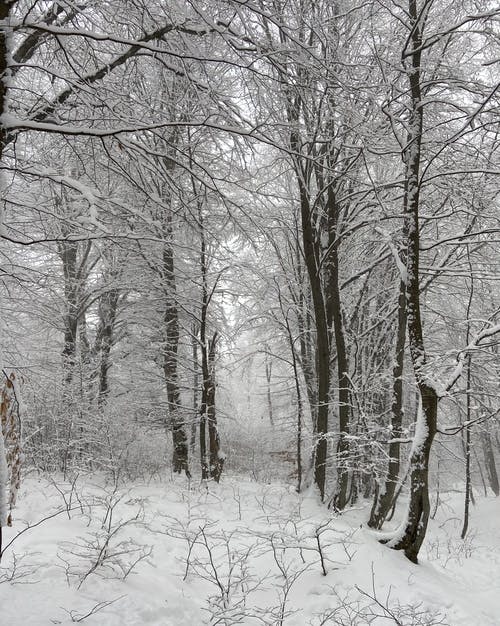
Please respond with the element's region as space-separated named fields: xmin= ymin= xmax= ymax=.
xmin=442 ymin=322 xmax=500 ymax=396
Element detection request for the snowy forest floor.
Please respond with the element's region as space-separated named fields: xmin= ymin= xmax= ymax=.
xmin=1 ymin=474 xmax=499 ymax=626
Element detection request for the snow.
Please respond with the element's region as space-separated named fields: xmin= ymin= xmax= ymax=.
xmin=442 ymin=322 xmax=500 ymax=397
xmin=0 ymin=474 xmax=499 ymax=625
xmin=374 ymin=226 xmax=407 ymax=284
xmin=0 ymin=434 xmax=8 ymax=527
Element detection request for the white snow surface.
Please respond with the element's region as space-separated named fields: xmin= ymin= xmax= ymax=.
xmin=0 ymin=474 xmax=499 ymax=625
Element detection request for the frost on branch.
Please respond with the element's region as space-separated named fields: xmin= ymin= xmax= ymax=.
xmin=0 ymin=372 xmax=22 ymax=528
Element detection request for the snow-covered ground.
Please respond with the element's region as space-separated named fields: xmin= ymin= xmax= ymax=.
xmin=0 ymin=474 xmax=498 ymax=625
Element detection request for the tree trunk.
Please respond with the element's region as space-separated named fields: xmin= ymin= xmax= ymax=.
xmin=0 ymin=2 xmax=14 ymax=162
xmin=295 ymin=220 xmax=318 ymax=432
xmin=369 ymin=279 xmax=406 ymax=529
xmin=461 ymin=359 xmax=472 ymax=538
xmin=386 ymin=388 xmax=437 ymax=563
xmin=200 ymin=334 xmax=222 ymax=481
xmin=281 ymin=301 xmax=304 ymax=493
xmin=325 ymin=186 xmax=351 ymax=511
xmin=206 ymin=334 xmax=223 ymax=482
xmin=190 ymin=323 xmax=199 ymax=453
xmin=384 ymin=0 xmax=438 ymax=563
xmin=96 ymin=289 xmax=119 ymax=406
xmin=265 ymin=349 xmax=274 ymax=427
xmin=294 ymin=158 xmax=330 ymax=502
xmin=162 ymin=234 xmax=189 ymax=477
xmin=482 ymin=430 xmax=499 ymax=496
xmin=198 ymin=206 xmax=223 ymax=481
xmin=59 ymin=240 xmax=79 ymax=386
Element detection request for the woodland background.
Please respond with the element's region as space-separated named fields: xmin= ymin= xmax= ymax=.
xmin=0 ymin=0 xmax=499 ymax=569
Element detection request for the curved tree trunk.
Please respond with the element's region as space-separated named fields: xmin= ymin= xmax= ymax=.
xmin=386 ymin=388 xmax=437 ymax=563
xmin=383 ymin=0 xmax=438 ymax=563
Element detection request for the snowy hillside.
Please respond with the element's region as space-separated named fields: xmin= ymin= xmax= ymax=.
xmin=1 ymin=475 xmax=498 ymax=626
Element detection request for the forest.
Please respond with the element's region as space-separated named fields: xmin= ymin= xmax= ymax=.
xmin=0 ymin=1 xmax=499 ymax=624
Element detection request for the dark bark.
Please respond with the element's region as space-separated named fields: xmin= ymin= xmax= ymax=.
xmin=461 ymin=359 xmax=472 ymax=538
xmin=59 ymin=240 xmax=79 ymax=385
xmin=198 ymin=206 xmax=223 ymax=482
xmin=385 ymin=0 xmax=439 ymax=563
xmin=57 ymin=228 xmax=91 ymax=388
xmin=482 ymin=430 xmax=499 ymax=496
xmin=0 ymin=1 xmax=15 ymax=159
xmin=294 ymin=357 xmax=303 ymax=493
xmin=299 ymin=179 xmax=330 ymax=501
xmin=95 ymin=288 xmax=119 ymax=406
xmin=369 ymin=279 xmax=406 ymax=529
xmin=190 ymin=323 xmax=199 ymax=453
xmin=279 ymin=291 xmax=304 ymax=493
xmin=265 ymin=349 xmax=274 ymax=427
xmin=289 ymin=130 xmax=330 ymax=500
xmin=11 ymin=2 xmax=82 ymax=71
xmin=206 ymin=334 xmax=223 ymax=482
xmin=461 ymin=250 xmax=475 ymax=537
xmin=298 ymin=286 xmax=318 ymax=431
xmin=325 ymin=186 xmax=351 ymax=511
xmin=162 ymin=230 xmax=189 ymax=477
xmin=5 ymin=20 xmax=215 ymax=145
xmin=387 ymin=387 xmax=437 ymax=563
xmin=200 ymin=333 xmax=222 ymax=481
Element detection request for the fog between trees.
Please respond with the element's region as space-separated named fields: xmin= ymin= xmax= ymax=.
xmin=0 ymin=0 xmax=499 ymax=566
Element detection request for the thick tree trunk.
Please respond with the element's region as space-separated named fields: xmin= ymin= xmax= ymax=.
xmin=384 ymin=0 xmax=438 ymax=563
xmin=386 ymin=387 xmax=437 ymax=563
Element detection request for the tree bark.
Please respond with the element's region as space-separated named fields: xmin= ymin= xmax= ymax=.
xmin=299 ymin=177 xmax=330 ymax=502
xmin=384 ymin=0 xmax=438 ymax=563
xmin=369 ymin=279 xmax=406 ymax=529
xmin=95 ymin=288 xmax=119 ymax=406
xmin=325 ymin=186 xmax=351 ymax=511
xmin=190 ymin=323 xmax=199 ymax=453
xmin=198 ymin=206 xmax=223 ymax=481
xmin=206 ymin=334 xmax=223 ymax=482
xmin=0 ymin=1 xmax=15 ymax=161
xmin=482 ymin=430 xmax=499 ymax=496
xmin=265 ymin=348 xmax=274 ymax=427
xmin=162 ymin=224 xmax=189 ymax=477
xmin=59 ymin=239 xmax=79 ymax=386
